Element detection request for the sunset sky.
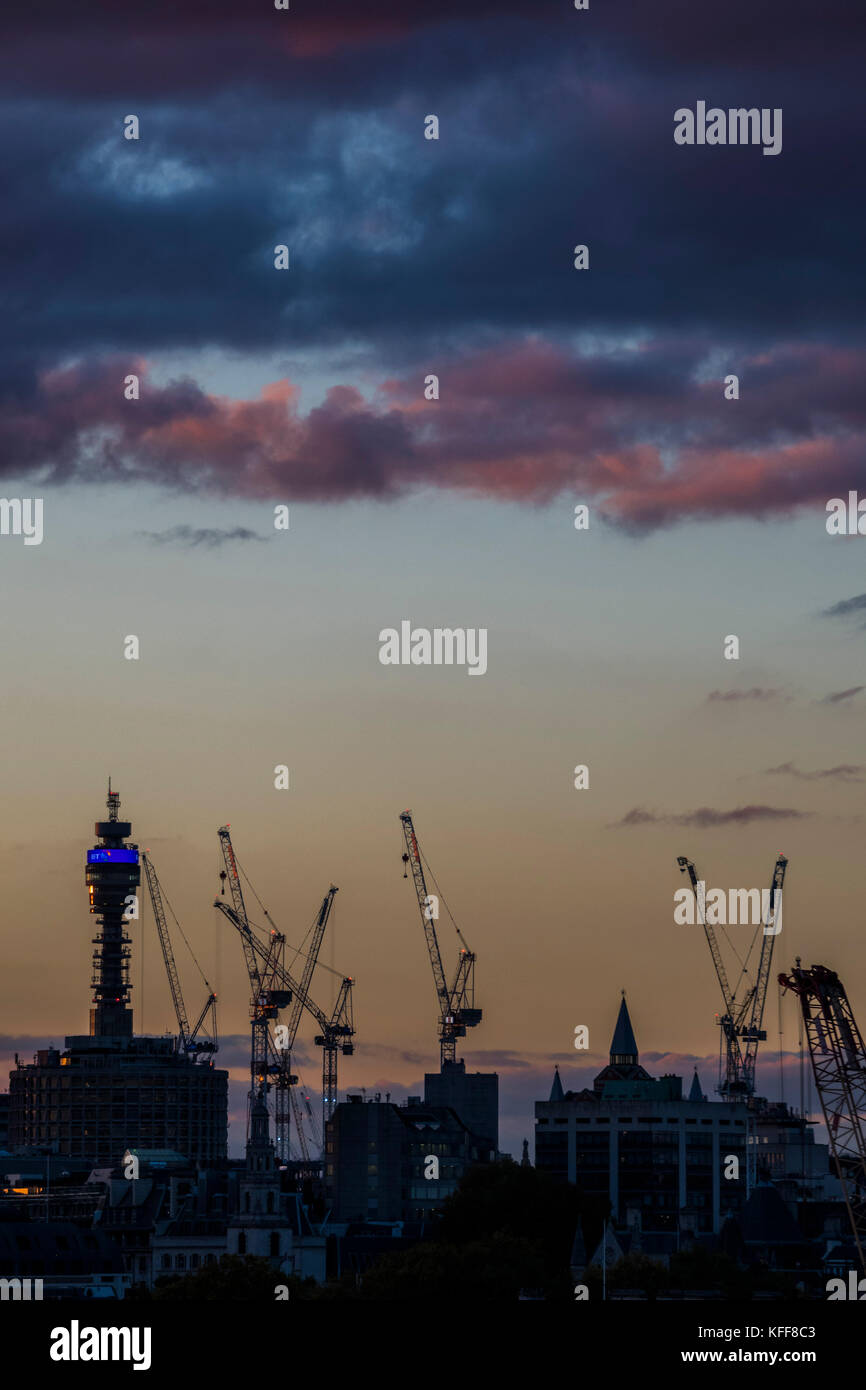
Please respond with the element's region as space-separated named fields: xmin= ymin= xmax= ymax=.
xmin=0 ymin=0 xmax=864 ymax=1158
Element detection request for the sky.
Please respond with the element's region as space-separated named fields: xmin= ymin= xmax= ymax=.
xmin=0 ymin=0 xmax=864 ymax=1160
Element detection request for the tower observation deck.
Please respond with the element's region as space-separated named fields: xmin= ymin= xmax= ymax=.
xmin=86 ymin=782 xmax=140 ymax=1038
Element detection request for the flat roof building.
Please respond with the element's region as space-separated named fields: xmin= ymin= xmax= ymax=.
xmin=326 ymin=1094 xmax=493 ymax=1225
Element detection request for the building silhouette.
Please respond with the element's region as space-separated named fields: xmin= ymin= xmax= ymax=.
xmin=535 ymin=996 xmax=748 ymax=1237
xmin=326 ymin=1093 xmax=493 ymax=1225
xmin=8 ymin=787 xmax=227 ymax=1166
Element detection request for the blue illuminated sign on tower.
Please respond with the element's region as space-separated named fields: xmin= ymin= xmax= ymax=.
xmin=87 ymin=849 xmax=140 ymax=865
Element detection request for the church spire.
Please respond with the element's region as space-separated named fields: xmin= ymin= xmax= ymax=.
xmin=610 ymin=992 xmax=638 ymax=1066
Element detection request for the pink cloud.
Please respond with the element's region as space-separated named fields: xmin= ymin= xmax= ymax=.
xmin=6 ymin=339 xmax=866 ymax=529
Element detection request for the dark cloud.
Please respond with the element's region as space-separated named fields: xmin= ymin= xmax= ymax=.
xmin=0 ymin=360 xmax=415 ymax=499
xmin=142 ymin=525 xmax=267 ymax=549
xmin=613 ymin=804 xmax=809 ymax=829
xmin=1 ymin=0 xmax=862 ymax=96
xmin=822 ymin=595 xmax=866 ymax=619
xmin=707 ymin=688 xmax=784 ymax=703
xmin=1 ymin=2 xmax=864 ymax=524
xmin=461 ymin=1050 xmax=531 ymax=1071
xmin=765 ymin=762 xmax=864 ymax=782
xmin=1 ymin=24 xmax=865 ymax=372
xmin=0 ymin=1035 xmax=64 ymax=1051
xmin=616 ymin=808 xmax=659 ymax=827
xmin=820 ymin=686 xmax=865 ymax=703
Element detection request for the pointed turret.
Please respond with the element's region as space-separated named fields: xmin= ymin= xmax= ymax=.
xmin=610 ymin=994 xmax=638 ymax=1066
xmin=549 ymin=1066 xmax=564 ymax=1102
xmin=689 ymin=1068 xmax=705 ymax=1102
xmin=593 ymin=994 xmax=651 ymax=1094
xmin=245 ymin=1091 xmax=276 ymax=1176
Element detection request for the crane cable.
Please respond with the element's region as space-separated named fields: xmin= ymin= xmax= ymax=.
xmin=233 ymin=848 xmax=347 ymax=981
xmin=155 ymin=874 xmax=213 ymax=993
xmin=417 ymin=845 xmax=473 ymax=953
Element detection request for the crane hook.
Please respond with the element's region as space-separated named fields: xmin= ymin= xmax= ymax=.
xmin=219 ymin=869 xmax=227 ymax=897
xmin=401 ymin=852 xmax=409 ymax=879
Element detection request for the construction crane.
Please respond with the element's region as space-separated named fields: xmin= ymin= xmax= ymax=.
xmin=141 ymin=852 xmax=217 ymax=1058
xmin=215 ymin=828 xmax=354 ymax=1144
xmin=676 ymin=853 xmax=787 ymax=1101
xmin=216 ymin=827 xmax=292 ymax=1132
xmin=779 ymin=961 xmax=866 ymax=1271
xmin=216 ymin=900 xmax=355 ymax=1144
xmin=275 ymin=887 xmax=338 ymax=1161
xmin=400 ymin=811 xmax=481 ymax=1068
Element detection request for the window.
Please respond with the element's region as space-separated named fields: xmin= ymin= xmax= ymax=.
xmin=238 ymin=1234 xmax=246 ymax=1255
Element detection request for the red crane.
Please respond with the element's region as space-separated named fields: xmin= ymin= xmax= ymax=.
xmin=779 ymin=960 xmax=866 ymax=1271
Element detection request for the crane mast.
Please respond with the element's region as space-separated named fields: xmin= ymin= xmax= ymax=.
xmin=779 ymin=961 xmax=866 ymax=1271
xmin=283 ymin=888 xmax=338 ymax=1048
xmin=215 ymin=828 xmax=291 ymax=1132
xmin=316 ymin=976 xmax=355 ymax=1129
xmin=275 ymin=887 xmax=338 ymax=1161
xmin=288 ymin=1086 xmax=309 ymax=1163
xmin=401 ymin=814 xmax=449 ymax=1013
xmin=400 ymin=811 xmax=481 ymax=1068
xmin=740 ymin=854 xmax=787 ymax=1095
